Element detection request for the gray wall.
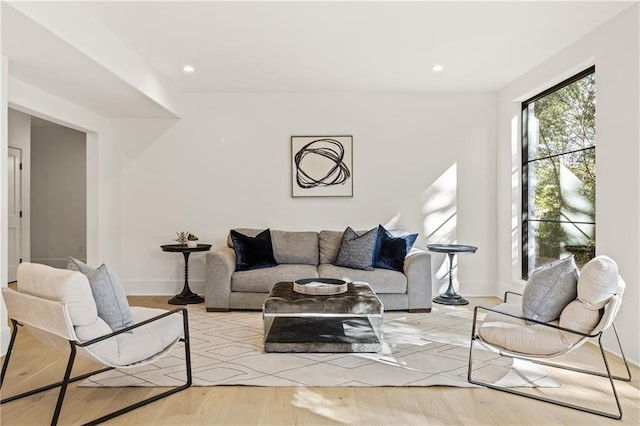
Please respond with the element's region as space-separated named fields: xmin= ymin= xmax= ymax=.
xmin=31 ymin=121 xmax=86 ymax=268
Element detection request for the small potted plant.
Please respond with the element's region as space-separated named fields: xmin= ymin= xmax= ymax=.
xmin=187 ymin=233 xmax=199 ymax=248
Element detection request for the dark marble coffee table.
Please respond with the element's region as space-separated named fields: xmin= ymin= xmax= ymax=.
xmin=263 ymin=281 xmax=383 ymax=353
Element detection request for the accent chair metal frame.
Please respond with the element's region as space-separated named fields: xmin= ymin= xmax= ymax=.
xmin=1 ymin=307 xmax=192 ymax=426
xmin=468 ymin=291 xmax=631 ymax=420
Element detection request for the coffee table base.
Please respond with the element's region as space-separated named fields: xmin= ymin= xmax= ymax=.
xmin=264 ymin=316 xmax=381 ymax=353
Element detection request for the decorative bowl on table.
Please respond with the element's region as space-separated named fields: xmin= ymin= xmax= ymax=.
xmin=293 ymin=278 xmax=348 ymax=295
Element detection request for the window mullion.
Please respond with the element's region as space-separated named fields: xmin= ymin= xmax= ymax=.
xmin=521 ymin=68 xmax=596 ymax=279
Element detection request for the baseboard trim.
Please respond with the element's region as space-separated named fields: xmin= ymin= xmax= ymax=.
xmin=432 ymin=280 xmax=497 ymax=298
xmin=122 ymin=279 xmax=206 ymax=296
xmin=206 ymin=308 xmax=230 ymax=312
xmin=127 ymin=279 xmax=504 ymax=298
xmin=496 ymin=280 xmax=526 ymax=299
xmin=127 ymin=280 xmax=498 ymax=298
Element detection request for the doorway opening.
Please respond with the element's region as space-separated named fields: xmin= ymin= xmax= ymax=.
xmin=7 ymin=110 xmax=87 ymax=282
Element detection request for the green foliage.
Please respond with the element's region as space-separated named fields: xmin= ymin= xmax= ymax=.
xmin=187 ymin=233 xmax=199 ymax=241
xmin=527 ymin=72 xmax=596 ymax=265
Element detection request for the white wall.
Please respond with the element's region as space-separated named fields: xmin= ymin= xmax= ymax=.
xmin=1 ymin=54 xmax=10 ymax=355
xmin=100 ymin=92 xmax=497 ymax=297
xmin=7 ymin=109 xmax=30 ymax=265
xmin=496 ymin=5 xmax=640 ymax=364
xmin=5 ymin=4 xmax=634 ymax=364
xmin=1 ymin=78 xmax=105 ymax=356
xmin=30 ymin=123 xmax=86 ymax=268
xmin=8 ymin=78 xmax=106 ymax=269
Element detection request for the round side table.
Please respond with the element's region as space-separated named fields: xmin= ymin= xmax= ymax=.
xmin=161 ymin=243 xmax=212 ymax=305
xmin=427 ymin=243 xmax=477 ymax=306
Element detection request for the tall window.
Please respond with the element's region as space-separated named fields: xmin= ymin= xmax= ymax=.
xmin=522 ymin=67 xmax=596 ymax=279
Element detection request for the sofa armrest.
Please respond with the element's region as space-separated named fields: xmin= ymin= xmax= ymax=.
xmin=204 ymin=246 xmax=236 ymax=311
xmin=404 ymin=249 xmax=432 ymax=312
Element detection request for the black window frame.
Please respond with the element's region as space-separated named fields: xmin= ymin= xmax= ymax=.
xmin=521 ymin=65 xmax=596 ymax=279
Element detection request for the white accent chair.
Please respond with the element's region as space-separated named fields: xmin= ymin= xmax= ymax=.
xmin=468 ymin=255 xmax=631 ymax=419
xmin=1 ymin=263 xmax=192 ymax=425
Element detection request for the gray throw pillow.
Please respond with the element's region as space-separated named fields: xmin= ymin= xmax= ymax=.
xmin=68 ymin=257 xmax=133 ymax=331
xmin=334 ymin=227 xmax=377 ymax=271
xmin=522 ymin=256 xmax=578 ymax=323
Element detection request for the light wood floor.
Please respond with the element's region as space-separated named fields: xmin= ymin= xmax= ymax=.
xmin=1 ymin=295 xmax=638 ymax=425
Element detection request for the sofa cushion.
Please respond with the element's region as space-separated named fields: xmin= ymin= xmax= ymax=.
xmin=374 ymin=225 xmax=418 ymax=272
xmin=67 ymin=257 xmax=133 ymax=331
xmin=271 ymin=230 xmax=318 ymax=265
xmin=522 ymin=256 xmax=578 ymax=323
xmin=318 ymin=263 xmax=407 ymax=294
xmin=231 ymin=264 xmax=319 ymax=293
xmin=230 ymin=229 xmax=278 ymax=271
xmin=319 ymin=230 xmax=343 ymax=264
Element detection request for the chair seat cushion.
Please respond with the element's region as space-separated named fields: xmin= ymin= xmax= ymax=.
xmin=559 ymin=299 xmax=601 ymax=335
xmin=477 ymin=303 xmax=576 ymax=357
xmin=76 ymin=307 xmax=183 ymax=367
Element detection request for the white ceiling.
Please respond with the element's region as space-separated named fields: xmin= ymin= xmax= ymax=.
xmin=2 ymin=1 xmax=635 ymax=117
xmin=2 ymin=3 xmax=174 ymax=118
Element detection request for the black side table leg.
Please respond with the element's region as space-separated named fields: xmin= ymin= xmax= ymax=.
xmin=433 ymin=252 xmax=469 ymax=305
xmin=169 ymin=251 xmax=204 ymax=305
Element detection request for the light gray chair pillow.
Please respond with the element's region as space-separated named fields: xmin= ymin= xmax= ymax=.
xmin=68 ymin=257 xmax=133 ymax=331
xmin=522 ymin=256 xmax=578 ymax=323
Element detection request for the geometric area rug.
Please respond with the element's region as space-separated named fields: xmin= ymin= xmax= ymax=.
xmin=81 ymin=304 xmax=561 ymax=388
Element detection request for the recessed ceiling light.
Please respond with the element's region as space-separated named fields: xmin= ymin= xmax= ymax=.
xmin=183 ymin=65 xmax=195 ymax=73
xmin=432 ymin=64 xmax=444 ymax=72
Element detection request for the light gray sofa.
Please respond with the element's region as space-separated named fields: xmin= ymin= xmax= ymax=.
xmin=204 ymin=228 xmax=432 ymax=312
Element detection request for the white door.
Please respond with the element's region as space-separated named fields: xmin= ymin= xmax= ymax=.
xmin=8 ymin=147 xmax=22 ymax=282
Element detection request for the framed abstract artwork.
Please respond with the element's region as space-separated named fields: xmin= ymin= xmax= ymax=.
xmin=291 ymin=135 xmax=353 ymax=197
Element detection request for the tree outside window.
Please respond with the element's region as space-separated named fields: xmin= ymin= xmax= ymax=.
xmin=522 ymin=67 xmax=596 ymax=278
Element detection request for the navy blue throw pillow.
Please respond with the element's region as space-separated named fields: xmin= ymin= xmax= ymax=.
xmin=230 ymin=229 xmax=278 ymax=271
xmin=374 ymin=225 xmax=418 ymax=272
